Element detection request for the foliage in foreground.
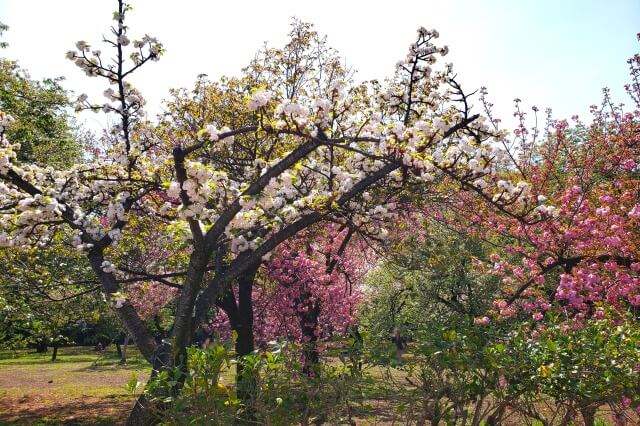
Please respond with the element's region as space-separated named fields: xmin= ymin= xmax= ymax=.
xmin=131 ymin=312 xmax=639 ymax=426
xmin=138 ymin=340 xmax=366 ymax=425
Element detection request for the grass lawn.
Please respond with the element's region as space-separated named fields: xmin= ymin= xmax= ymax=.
xmin=0 ymin=346 xmax=149 ymax=425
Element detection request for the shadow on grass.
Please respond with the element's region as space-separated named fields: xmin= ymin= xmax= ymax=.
xmin=0 ymin=347 xmax=147 ymax=368
xmin=0 ymin=357 xmax=99 ymax=366
xmin=0 ymin=394 xmax=131 ymax=425
xmin=75 ymin=359 xmax=147 ymax=372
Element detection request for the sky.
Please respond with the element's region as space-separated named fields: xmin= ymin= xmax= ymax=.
xmin=0 ymin=0 xmax=638 ymax=132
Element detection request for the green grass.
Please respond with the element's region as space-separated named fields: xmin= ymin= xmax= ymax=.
xmin=0 ymin=346 xmax=146 ymax=366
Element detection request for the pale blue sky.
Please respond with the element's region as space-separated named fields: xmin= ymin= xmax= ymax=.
xmin=0 ymin=0 xmax=638 ymax=131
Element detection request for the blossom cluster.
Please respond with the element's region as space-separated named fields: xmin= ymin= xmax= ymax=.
xmin=210 ymin=226 xmax=368 ymax=345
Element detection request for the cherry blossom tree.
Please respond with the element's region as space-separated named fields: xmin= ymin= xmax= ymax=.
xmin=0 ymin=1 xmax=534 ymax=422
xmin=211 ymin=223 xmax=367 ymax=374
xmin=429 ymin=40 xmax=640 ymax=324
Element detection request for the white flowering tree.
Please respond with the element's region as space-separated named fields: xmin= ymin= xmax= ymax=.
xmin=0 ymin=1 xmax=549 ymax=423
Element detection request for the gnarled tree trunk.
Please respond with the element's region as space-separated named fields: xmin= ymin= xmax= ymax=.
xmin=580 ymin=405 xmax=597 ymax=426
xmin=216 ymin=265 xmax=259 ymax=400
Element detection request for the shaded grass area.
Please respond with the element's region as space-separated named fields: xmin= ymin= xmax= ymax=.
xmin=0 ymin=346 xmax=149 ymax=425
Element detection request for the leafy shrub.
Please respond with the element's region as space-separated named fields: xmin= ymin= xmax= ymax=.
xmin=146 ymin=338 xmax=368 ymax=425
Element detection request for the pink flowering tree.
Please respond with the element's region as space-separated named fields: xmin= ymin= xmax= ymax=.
xmin=430 ymin=39 xmax=640 ymax=324
xmin=211 ymin=224 xmax=368 ymax=373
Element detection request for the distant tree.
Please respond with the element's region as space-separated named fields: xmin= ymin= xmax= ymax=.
xmin=362 ymin=221 xmax=501 ymax=344
xmin=211 ymin=224 xmax=366 ymax=374
xmin=0 ymin=25 xmax=91 ymax=358
xmin=0 ymin=59 xmax=83 ymax=166
xmin=0 ymin=238 xmax=115 ymax=360
xmin=0 ymin=22 xmax=8 ymax=49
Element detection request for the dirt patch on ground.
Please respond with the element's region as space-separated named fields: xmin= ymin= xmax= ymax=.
xmin=0 ymin=394 xmax=132 ymax=425
xmin=0 ymin=348 xmax=148 ymax=424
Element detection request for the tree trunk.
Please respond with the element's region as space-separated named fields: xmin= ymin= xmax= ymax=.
xmin=122 ymin=333 xmax=130 ymax=363
xmin=581 ymin=405 xmax=597 ymax=426
xmin=127 ymin=393 xmax=158 ymax=426
xmin=126 ymin=342 xmax=173 ymax=426
xmin=215 ymin=263 xmax=259 ymax=415
xmin=487 ymin=402 xmax=506 ymax=426
xmin=234 ymin=267 xmax=258 ymax=402
xmin=51 ymin=345 xmax=58 ymax=362
xmin=300 ymin=295 xmax=320 ymax=376
xmin=88 ymin=252 xmax=159 ymax=364
xmin=35 ymin=340 xmax=47 ymax=353
xmin=171 ymin=249 xmax=209 ymax=379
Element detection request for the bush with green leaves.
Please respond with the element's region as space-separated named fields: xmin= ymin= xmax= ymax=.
xmin=361 ymin=223 xmax=502 ymax=346
xmin=496 ymin=310 xmax=640 ymax=425
xmin=142 ymin=338 xmax=369 ymax=425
